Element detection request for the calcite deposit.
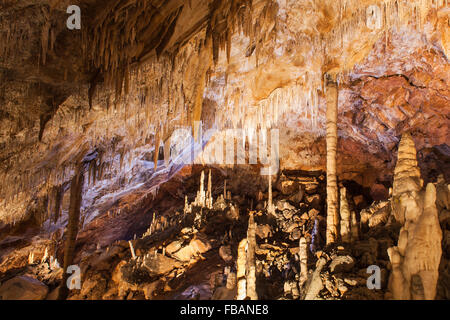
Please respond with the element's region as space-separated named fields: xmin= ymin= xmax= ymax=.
xmin=0 ymin=0 xmax=449 ymax=301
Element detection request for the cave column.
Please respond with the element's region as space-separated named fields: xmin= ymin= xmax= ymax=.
xmin=58 ymin=164 xmax=85 ymax=299
xmin=325 ymin=74 xmax=339 ymax=245
xmin=267 ymin=168 xmax=274 ymax=215
xmin=246 ymin=212 xmax=258 ymax=300
xmin=236 ymin=238 xmax=248 ymax=300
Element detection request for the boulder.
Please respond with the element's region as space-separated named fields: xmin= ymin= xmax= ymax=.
xmin=308 ymin=208 xmax=320 ymax=219
xmin=172 ymin=234 xmax=211 ymax=262
xmin=219 ymin=245 xmax=233 ymax=262
xmin=142 ymin=253 xmax=182 ymax=275
xmin=282 ymin=209 xmax=295 ymax=220
xmin=0 ymin=276 xmax=49 ymax=300
xmin=166 ymin=240 xmax=183 ymax=255
xmin=329 ymin=255 xmax=355 ymax=273
xmin=256 ymin=224 xmax=273 ymax=239
xmin=277 ymin=179 xmax=299 ymax=195
xmin=275 ymin=200 xmax=296 ymax=211
xmin=289 ymin=228 xmax=301 ymax=241
xmin=304 ymin=183 xmax=318 ymax=195
xmin=305 ymin=194 xmax=321 ymax=209
xmin=288 ymin=186 xmax=304 ymax=204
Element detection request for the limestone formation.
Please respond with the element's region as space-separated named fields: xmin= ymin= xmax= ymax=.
xmin=59 ymin=166 xmax=85 ymax=300
xmin=246 ymin=212 xmax=258 ymax=300
xmin=128 ymin=241 xmax=137 ymax=260
xmin=339 ymin=187 xmax=351 ymax=243
xmin=304 ymin=257 xmax=327 ymax=300
xmin=28 ymin=252 xmax=34 ymax=265
xmin=391 ymin=133 xmax=423 ymax=225
xmin=299 ymin=237 xmax=308 ymax=290
xmin=0 ymin=0 xmax=448 ymax=303
xmin=387 ymin=134 xmax=443 ymax=300
xmin=325 ymin=77 xmax=339 ymax=245
xmin=224 ymin=180 xmax=227 ymax=200
xmin=206 ymin=170 xmax=213 ymax=209
xmin=236 ymin=238 xmax=248 ymax=300
xmin=194 ymin=171 xmax=206 ymax=207
xmin=268 ymin=174 xmax=275 ymax=216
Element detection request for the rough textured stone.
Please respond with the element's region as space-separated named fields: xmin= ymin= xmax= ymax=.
xmin=329 ymin=256 xmax=355 ymax=273
xmin=0 ymin=276 xmax=48 ymax=300
xmin=172 ymin=234 xmax=211 ymax=262
xmin=219 ymin=245 xmax=233 ymax=263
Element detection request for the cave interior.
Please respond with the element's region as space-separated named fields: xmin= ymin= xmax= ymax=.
xmin=0 ymin=0 xmax=449 ymax=301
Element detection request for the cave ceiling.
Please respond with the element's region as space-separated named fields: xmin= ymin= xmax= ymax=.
xmin=0 ymin=0 xmax=449 ymax=226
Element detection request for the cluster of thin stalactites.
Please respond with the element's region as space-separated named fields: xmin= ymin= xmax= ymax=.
xmin=0 ymin=0 xmax=447 ymax=226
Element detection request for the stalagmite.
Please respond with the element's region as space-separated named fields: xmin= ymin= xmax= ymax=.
xmin=299 ymin=237 xmax=308 ymax=291
xmin=246 ymin=212 xmax=258 ymax=300
xmin=28 ymin=252 xmax=34 ymax=265
xmin=267 ymin=173 xmax=274 ymax=215
xmin=184 ymin=196 xmax=192 ymax=215
xmin=195 ymin=170 xmax=206 ymax=207
xmin=58 ymin=165 xmax=85 ymax=300
xmin=224 ymin=179 xmax=227 ymax=199
xmin=350 ymin=210 xmax=359 ymax=242
xmin=207 ymin=169 xmax=213 ymax=209
xmin=325 ymin=75 xmax=339 ymax=245
xmin=387 ymin=134 xmax=443 ymax=300
xmin=236 ymin=238 xmax=248 ymax=300
xmin=339 ymin=187 xmax=351 ymax=243
xmin=129 ymin=241 xmax=137 ymax=259
xmin=391 ymin=133 xmax=423 ymax=224
xmin=41 ymin=247 xmax=48 ymax=263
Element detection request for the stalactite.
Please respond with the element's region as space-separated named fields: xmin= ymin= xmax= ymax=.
xmin=246 ymin=212 xmax=258 ymax=300
xmin=325 ymin=75 xmax=339 ymax=245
